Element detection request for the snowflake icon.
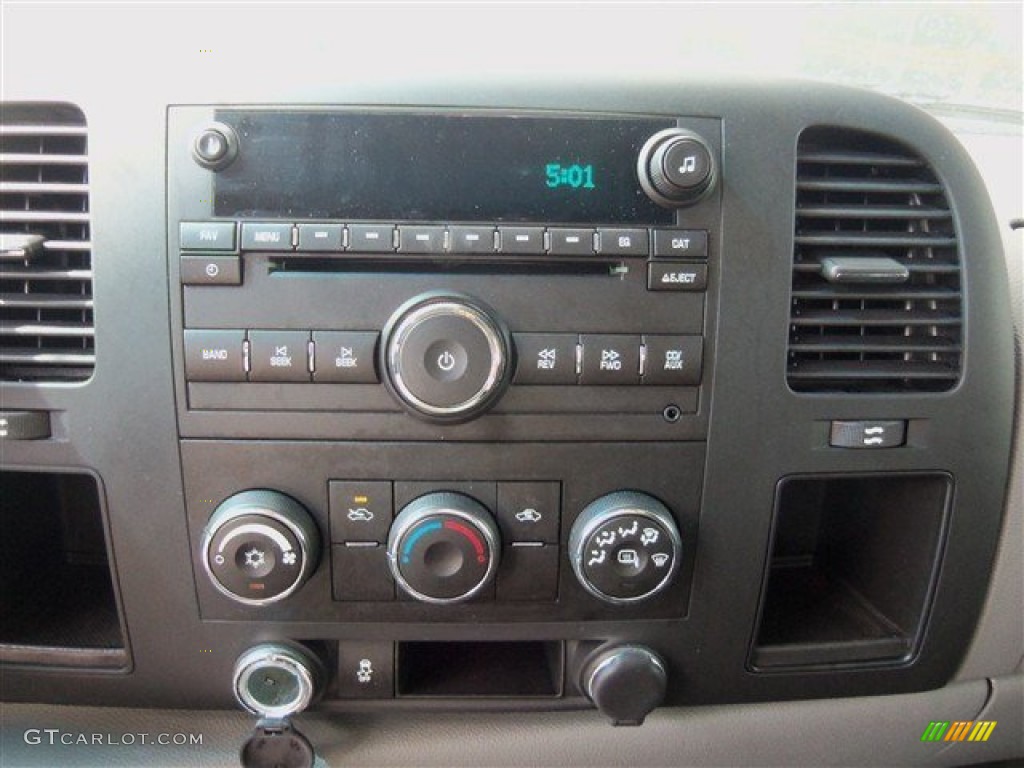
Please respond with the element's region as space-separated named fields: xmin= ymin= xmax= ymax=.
xmin=243 ymin=548 xmax=266 ymax=569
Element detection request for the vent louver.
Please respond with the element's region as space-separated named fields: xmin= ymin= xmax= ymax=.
xmin=787 ymin=127 xmax=962 ymax=393
xmin=0 ymin=103 xmax=93 ymax=382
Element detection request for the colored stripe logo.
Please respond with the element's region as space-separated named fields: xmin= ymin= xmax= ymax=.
xmin=921 ymin=721 xmax=996 ymax=742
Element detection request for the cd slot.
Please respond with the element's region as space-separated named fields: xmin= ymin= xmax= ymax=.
xmin=268 ymin=256 xmax=625 ymax=277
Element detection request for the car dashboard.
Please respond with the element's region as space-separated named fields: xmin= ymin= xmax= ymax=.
xmin=1 ymin=5 xmax=1021 ymax=767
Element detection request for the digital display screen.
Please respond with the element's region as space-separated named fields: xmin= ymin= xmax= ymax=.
xmin=213 ymin=111 xmax=675 ymax=224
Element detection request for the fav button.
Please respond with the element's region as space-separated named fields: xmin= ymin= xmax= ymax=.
xmin=180 ymin=221 xmax=236 ymax=251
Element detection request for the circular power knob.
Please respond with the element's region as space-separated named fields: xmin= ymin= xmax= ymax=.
xmin=569 ymin=491 xmax=681 ymax=604
xmin=202 ymin=490 xmax=320 ymax=606
xmin=387 ymin=492 xmax=500 ymax=604
xmin=638 ymin=129 xmax=716 ymax=207
xmin=382 ymin=293 xmax=511 ymax=423
xmin=582 ymin=645 xmax=667 ymax=725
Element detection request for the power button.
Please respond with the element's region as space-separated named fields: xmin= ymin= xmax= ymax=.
xmin=383 ymin=294 xmax=511 ymax=422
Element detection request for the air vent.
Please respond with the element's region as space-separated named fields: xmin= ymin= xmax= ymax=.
xmin=787 ymin=127 xmax=962 ymax=393
xmin=0 ymin=103 xmax=93 ymax=382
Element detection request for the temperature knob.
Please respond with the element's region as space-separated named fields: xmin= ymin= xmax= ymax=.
xmin=387 ymin=492 xmax=500 ymax=604
xmin=202 ymin=490 xmax=320 ymax=606
xmin=569 ymin=491 xmax=681 ymax=604
xmin=637 ymin=128 xmax=716 ymax=207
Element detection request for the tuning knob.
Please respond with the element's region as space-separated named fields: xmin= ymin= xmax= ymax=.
xmin=637 ymin=129 xmax=716 ymax=207
xmin=387 ymin=492 xmax=501 ymax=603
xmin=202 ymin=490 xmax=320 ymax=605
xmin=382 ymin=293 xmax=511 ymax=423
xmin=569 ymin=491 xmax=681 ymax=604
xmin=581 ymin=645 xmax=668 ymax=725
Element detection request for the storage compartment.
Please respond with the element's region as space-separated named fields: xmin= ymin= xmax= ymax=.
xmin=0 ymin=470 xmax=127 ymax=668
xmin=398 ymin=641 xmax=563 ymax=697
xmin=751 ymin=473 xmax=950 ymax=669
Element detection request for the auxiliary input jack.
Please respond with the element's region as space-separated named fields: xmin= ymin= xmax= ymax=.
xmin=662 ymin=404 xmax=682 ymax=423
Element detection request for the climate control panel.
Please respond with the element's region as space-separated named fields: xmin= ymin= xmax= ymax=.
xmin=186 ymin=441 xmax=702 ymax=623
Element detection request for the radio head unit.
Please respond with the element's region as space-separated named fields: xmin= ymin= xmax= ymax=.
xmin=168 ymin=108 xmax=721 ymax=440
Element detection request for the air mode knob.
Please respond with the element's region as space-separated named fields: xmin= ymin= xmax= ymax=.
xmin=387 ymin=492 xmax=501 ymax=604
xmin=637 ymin=128 xmax=716 ymax=207
xmin=569 ymin=491 xmax=682 ymax=604
xmin=202 ymin=490 xmax=320 ymax=606
xmin=382 ymin=293 xmax=511 ymax=423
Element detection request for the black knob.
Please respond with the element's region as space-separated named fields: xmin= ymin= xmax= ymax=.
xmin=637 ymin=129 xmax=716 ymax=207
xmin=382 ymin=293 xmax=511 ymax=423
xmin=202 ymin=490 xmax=320 ymax=605
xmin=581 ymin=645 xmax=667 ymax=725
xmin=569 ymin=491 xmax=681 ymax=604
xmin=387 ymin=492 xmax=500 ymax=603
xmin=191 ymin=121 xmax=239 ymax=171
